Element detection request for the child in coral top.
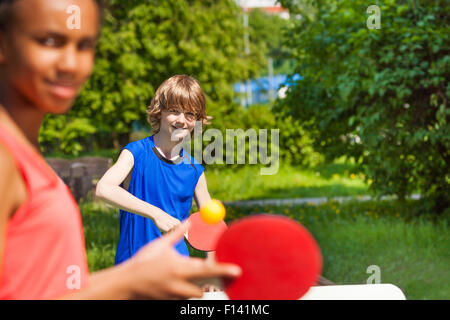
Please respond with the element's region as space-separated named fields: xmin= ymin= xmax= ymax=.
xmin=0 ymin=0 xmax=239 ymax=299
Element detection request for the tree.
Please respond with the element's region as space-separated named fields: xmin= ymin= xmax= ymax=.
xmin=247 ymin=8 xmax=293 ymax=75
xmin=277 ymin=0 xmax=449 ymax=214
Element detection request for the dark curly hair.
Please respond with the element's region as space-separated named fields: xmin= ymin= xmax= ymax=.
xmin=0 ymin=0 xmax=105 ymax=31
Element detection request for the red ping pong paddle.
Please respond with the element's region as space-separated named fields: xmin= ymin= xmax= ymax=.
xmin=185 ymin=212 xmax=227 ymax=252
xmin=214 ymin=214 xmax=322 ymax=300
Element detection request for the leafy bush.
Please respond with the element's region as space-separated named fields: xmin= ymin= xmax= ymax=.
xmin=277 ymin=0 xmax=449 ymax=214
xmin=198 ymin=104 xmax=322 ymax=169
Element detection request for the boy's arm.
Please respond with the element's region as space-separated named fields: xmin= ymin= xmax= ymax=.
xmin=95 ymin=149 xmax=180 ymax=233
xmin=193 ymin=172 xmax=211 ymax=209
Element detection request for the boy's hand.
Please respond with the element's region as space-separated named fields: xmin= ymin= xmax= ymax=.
xmin=202 ymin=251 xmax=221 ymax=292
xmin=202 ymin=282 xmax=222 ymax=292
xmin=153 ymin=210 xmax=181 ymax=233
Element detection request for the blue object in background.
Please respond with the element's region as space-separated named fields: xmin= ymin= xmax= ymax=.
xmin=233 ymin=73 xmax=302 ymax=107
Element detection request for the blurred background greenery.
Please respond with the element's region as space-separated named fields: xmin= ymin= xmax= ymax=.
xmin=41 ymin=0 xmax=449 ymax=299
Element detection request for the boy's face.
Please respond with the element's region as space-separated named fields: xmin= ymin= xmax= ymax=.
xmin=160 ymin=107 xmax=197 ymax=142
xmin=0 ymin=0 xmax=99 ymax=114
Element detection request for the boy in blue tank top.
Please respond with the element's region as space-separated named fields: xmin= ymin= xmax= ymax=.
xmin=96 ymin=75 xmax=213 ymax=264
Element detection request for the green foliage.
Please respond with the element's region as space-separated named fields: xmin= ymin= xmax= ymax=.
xmin=276 ymin=0 xmax=450 ymax=214
xmin=247 ymin=8 xmax=295 ymax=75
xmin=39 ymin=116 xmax=96 ymax=156
xmin=40 ymin=0 xmax=263 ymax=154
xmin=197 ymin=103 xmax=322 ymax=169
xmin=275 ymin=110 xmax=323 ymax=166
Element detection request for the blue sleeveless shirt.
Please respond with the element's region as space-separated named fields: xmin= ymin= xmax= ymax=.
xmin=115 ymin=135 xmax=204 ymax=264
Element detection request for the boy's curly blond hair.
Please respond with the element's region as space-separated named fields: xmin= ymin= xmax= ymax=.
xmin=146 ymin=75 xmax=210 ymax=134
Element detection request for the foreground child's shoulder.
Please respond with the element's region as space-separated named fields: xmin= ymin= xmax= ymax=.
xmin=0 ymin=142 xmax=18 ymax=179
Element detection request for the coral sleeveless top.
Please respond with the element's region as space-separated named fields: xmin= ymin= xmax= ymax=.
xmin=0 ymin=126 xmax=89 ymax=299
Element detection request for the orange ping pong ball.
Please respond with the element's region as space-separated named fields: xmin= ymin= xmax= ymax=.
xmin=200 ymin=199 xmax=226 ymax=225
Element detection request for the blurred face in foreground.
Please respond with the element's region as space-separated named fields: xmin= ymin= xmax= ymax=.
xmin=0 ymin=0 xmax=100 ymax=114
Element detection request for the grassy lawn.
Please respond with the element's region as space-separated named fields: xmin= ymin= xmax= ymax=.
xmin=79 ymin=162 xmax=448 ymax=299
xmin=205 ymin=162 xmax=369 ymax=201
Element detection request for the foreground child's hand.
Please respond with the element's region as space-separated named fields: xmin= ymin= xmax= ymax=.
xmin=123 ymin=222 xmax=241 ymax=299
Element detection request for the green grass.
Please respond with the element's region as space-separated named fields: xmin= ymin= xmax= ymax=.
xmin=79 ymin=198 xmax=449 ymax=300
xmin=315 ymin=216 xmax=449 ymax=300
xmin=205 ymin=162 xmax=369 ymax=201
xmin=80 ymin=202 xmax=120 ymax=271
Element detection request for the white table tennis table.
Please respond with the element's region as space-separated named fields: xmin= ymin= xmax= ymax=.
xmin=194 ymin=284 xmax=406 ymax=300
